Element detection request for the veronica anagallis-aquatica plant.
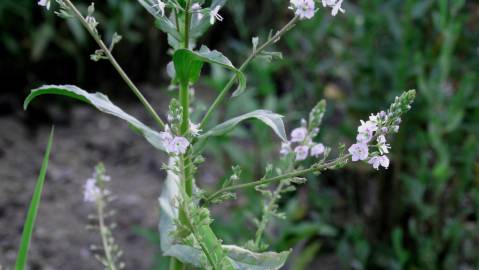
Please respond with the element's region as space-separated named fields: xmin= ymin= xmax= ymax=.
xmin=23 ymin=0 xmax=415 ymax=269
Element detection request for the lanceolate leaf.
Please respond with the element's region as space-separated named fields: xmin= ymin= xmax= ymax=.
xmin=200 ymin=110 xmax=288 ymax=142
xmin=159 ymin=159 xmax=290 ymax=270
xmin=15 ymin=127 xmax=54 ymax=270
xmin=173 ymin=46 xmax=246 ymax=95
xmin=24 ymin=85 xmax=166 ymax=152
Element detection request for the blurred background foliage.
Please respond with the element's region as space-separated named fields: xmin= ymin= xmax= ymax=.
xmin=1 ymin=0 xmax=479 ymax=269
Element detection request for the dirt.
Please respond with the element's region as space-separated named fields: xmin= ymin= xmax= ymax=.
xmin=0 ymin=87 xmax=174 ymax=270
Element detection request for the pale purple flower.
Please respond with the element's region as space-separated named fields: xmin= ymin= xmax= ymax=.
xmin=348 ymin=143 xmax=369 ymax=161
xmin=294 ymin=145 xmax=309 ymax=161
xmin=84 ymin=178 xmax=101 ymax=203
xmin=159 ymin=131 xmax=173 ymax=145
xmin=377 ymin=135 xmax=390 ymax=155
xmin=356 ymin=132 xmax=372 ymax=143
xmin=209 ymin=6 xmax=223 ymax=25
xmin=290 ymin=0 xmax=315 ymax=20
xmin=290 ymin=127 xmax=308 ymax=143
xmin=280 ymin=142 xmax=292 ymax=156
xmin=38 ymin=0 xmax=51 ymax=10
xmin=368 ymin=155 xmax=390 ymax=170
xmin=166 ymin=136 xmax=190 ymax=154
xmin=311 ymin=143 xmax=325 ymax=157
xmin=358 ymin=120 xmax=378 ymax=135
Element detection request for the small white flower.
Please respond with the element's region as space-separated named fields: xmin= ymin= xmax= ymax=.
xmin=280 ymin=142 xmax=292 ymax=156
xmin=84 ymin=178 xmax=101 ymax=203
xmin=348 ymin=143 xmax=369 ymax=162
xmin=38 ymin=0 xmax=51 ymax=10
xmin=290 ymin=0 xmax=315 ymax=20
xmin=166 ymin=136 xmax=190 ymax=154
xmin=322 ymin=0 xmax=345 ymax=16
xmin=209 ymin=6 xmax=223 ymax=25
xmin=192 ymin=3 xmax=204 ymax=21
xmin=190 ymin=121 xmax=202 ymax=136
xmin=377 ymin=135 xmax=390 ymax=155
xmin=290 ymin=127 xmax=308 ymax=142
xmin=153 ymin=0 xmax=166 ymax=16
xmin=294 ymin=145 xmax=309 ymax=161
xmin=311 ymin=143 xmax=325 ymax=157
xmin=368 ymin=155 xmax=390 ymax=170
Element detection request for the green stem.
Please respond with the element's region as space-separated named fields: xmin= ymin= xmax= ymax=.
xmin=169 ymin=258 xmax=185 ymax=270
xmin=199 ymin=16 xmax=298 ymax=129
xmin=97 ymin=199 xmax=117 ymax=270
xmin=179 ymin=81 xmax=190 ymax=135
xmin=254 ymin=181 xmax=285 ymax=248
xmin=64 ymin=0 xmax=165 ymax=129
xmin=206 ymin=154 xmax=351 ymax=203
xmin=184 ymin=0 xmax=191 ymax=49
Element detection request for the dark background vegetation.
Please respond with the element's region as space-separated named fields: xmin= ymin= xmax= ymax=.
xmin=1 ymin=0 xmax=479 ymax=269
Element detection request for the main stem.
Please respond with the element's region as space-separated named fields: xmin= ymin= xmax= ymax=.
xmin=64 ymin=0 xmax=165 ymax=129
xmin=173 ymin=4 xmax=193 ymax=270
xmin=199 ymin=16 xmax=299 ymax=129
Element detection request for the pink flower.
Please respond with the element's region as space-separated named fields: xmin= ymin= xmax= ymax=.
xmin=368 ymin=155 xmax=390 ymax=170
xmin=311 ymin=143 xmax=325 ymax=157
xmin=294 ymin=145 xmax=309 ymax=161
xmin=348 ymin=143 xmax=369 ymax=161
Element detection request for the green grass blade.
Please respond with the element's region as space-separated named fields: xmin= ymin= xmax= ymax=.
xmin=14 ymin=127 xmax=55 ymax=270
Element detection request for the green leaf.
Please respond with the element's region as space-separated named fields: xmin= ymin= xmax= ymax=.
xmin=200 ymin=110 xmax=288 ymax=141
xmin=24 ymin=85 xmax=167 ymax=152
xmin=173 ymin=46 xmax=246 ymax=96
xmin=159 ymin=159 xmax=290 ymax=270
xmin=15 ymin=127 xmax=54 ymax=270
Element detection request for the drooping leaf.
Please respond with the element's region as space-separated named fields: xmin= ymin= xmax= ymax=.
xmin=24 ymin=85 xmax=166 ymax=152
xmin=159 ymin=158 xmax=290 ymax=270
xmin=200 ymin=110 xmax=288 ymax=141
xmin=172 ymin=46 xmax=246 ymax=95
xmin=15 ymin=127 xmax=54 ymax=270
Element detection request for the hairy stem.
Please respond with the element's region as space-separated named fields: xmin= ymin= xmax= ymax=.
xmin=97 ymin=199 xmax=117 ymax=270
xmin=199 ymin=16 xmax=299 ymax=129
xmin=254 ymin=181 xmax=285 ymax=248
xmin=206 ymin=154 xmax=351 ymax=203
xmin=64 ymin=0 xmax=165 ymax=129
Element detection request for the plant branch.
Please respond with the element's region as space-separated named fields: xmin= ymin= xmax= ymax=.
xmin=199 ymin=16 xmax=299 ymax=129
xmin=205 ymin=154 xmax=351 ymax=203
xmin=64 ymin=0 xmax=166 ymax=129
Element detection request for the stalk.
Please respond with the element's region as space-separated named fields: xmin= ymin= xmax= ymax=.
xmin=64 ymin=0 xmax=166 ymax=129
xmin=199 ymin=16 xmax=299 ymax=129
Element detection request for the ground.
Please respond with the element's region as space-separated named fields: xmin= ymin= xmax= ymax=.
xmin=0 ymin=87 xmax=170 ymax=270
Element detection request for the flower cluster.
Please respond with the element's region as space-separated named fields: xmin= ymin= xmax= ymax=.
xmin=281 ymin=121 xmax=326 ymax=161
xmin=348 ymin=113 xmax=391 ymax=170
xmin=348 ymin=90 xmax=416 ymax=170
xmin=84 ymin=170 xmax=111 ymax=203
xmin=289 ymin=0 xmax=345 ymax=19
xmin=152 ymin=1 xmax=223 ymax=25
xmin=160 ymin=127 xmax=190 ymax=155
